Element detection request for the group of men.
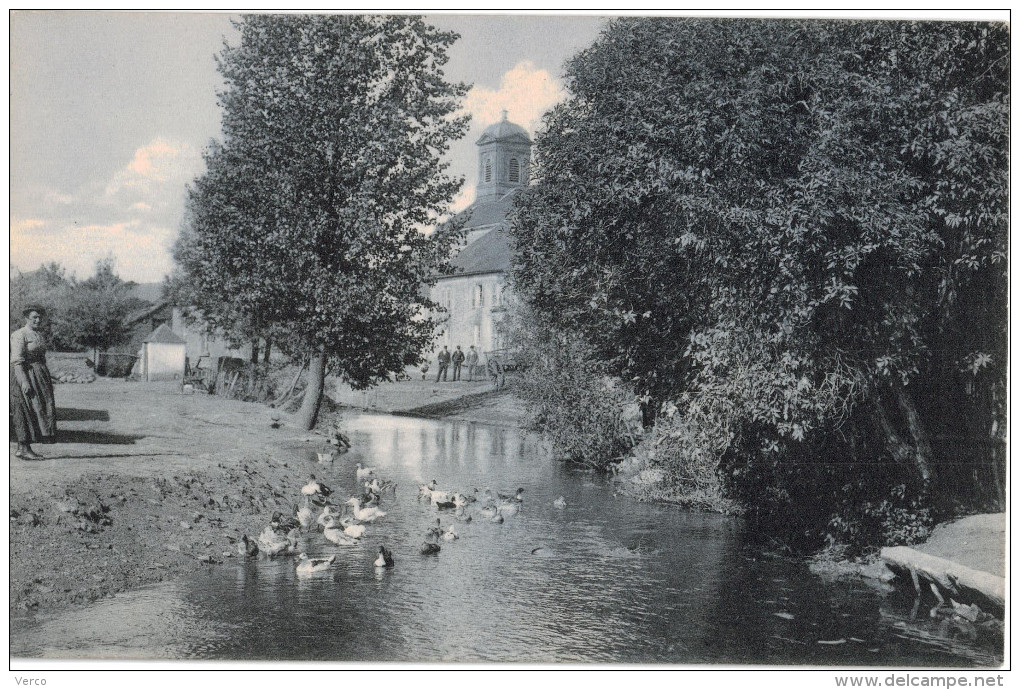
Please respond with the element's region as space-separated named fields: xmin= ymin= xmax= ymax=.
xmin=434 ymin=344 xmax=480 ymax=382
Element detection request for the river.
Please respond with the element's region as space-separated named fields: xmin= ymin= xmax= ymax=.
xmin=9 ymin=414 xmax=1003 ymax=664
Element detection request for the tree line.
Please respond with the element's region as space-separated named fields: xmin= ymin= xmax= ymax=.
xmin=506 ymin=18 xmax=1007 ymax=549
xmin=9 ymin=258 xmax=144 ymax=352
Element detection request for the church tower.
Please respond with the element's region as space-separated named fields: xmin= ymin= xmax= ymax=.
xmin=475 ymin=110 xmax=532 ymax=203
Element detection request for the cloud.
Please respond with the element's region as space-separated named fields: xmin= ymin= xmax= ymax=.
xmin=10 ymin=136 xmax=204 ymax=282
xmin=104 ymin=137 xmax=201 ymax=200
xmin=11 ymin=218 xmax=176 ymax=282
xmin=462 ymin=60 xmax=565 ymax=134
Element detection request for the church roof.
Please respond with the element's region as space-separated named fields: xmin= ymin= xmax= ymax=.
xmin=456 ymin=189 xmax=518 ymax=231
xmin=143 ymin=323 xmax=187 ymax=345
xmin=448 ymin=228 xmax=511 ymax=277
xmin=476 ymin=115 xmax=532 ymax=146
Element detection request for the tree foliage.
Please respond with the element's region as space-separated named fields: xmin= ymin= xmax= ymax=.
xmin=173 ymin=15 xmax=469 ymax=427
xmin=509 ymin=18 xmax=1007 ymax=545
xmin=10 ymin=258 xmax=140 ymax=351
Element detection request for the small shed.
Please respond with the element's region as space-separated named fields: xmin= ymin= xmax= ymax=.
xmin=140 ymin=324 xmax=187 ymax=381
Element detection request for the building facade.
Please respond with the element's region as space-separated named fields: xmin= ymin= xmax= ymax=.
xmin=431 ymin=113 xmax=531 ymax=359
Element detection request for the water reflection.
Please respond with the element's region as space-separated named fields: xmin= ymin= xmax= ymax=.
xmin=10 ymin=414 xmax=1003 ymax=665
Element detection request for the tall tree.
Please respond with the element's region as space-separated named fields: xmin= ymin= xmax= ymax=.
xmin=174 ymin=15 xmax=469 ymax=428
xmin=510 ymin=18 xmax=1007 ymax=532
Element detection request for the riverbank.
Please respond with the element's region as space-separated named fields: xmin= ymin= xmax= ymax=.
xmin=9 ymin=380 xmax=340 ymax=615
xmin=327 ymin=373 xmax=528 ymax=427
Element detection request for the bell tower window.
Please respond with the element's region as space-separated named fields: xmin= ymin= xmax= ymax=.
xmin=509 ymin=158 xmax=520 ymax=183
xmin=484 ymin=158 xmax=492 ymax=183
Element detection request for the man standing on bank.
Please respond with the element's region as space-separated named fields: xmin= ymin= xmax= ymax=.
xmin=436 ymin=346 xmax=451 ymax=382
xmin=451 ymin=345 xmax=465 ymax=381
xmin=11 ymin=305 xmax=56 ymax=460
xmin=465 ymin=345 xmax=479 ymax=382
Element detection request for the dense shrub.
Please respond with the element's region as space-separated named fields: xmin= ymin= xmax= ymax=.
xmin=505 ymin=305 xmax=636 ymax=469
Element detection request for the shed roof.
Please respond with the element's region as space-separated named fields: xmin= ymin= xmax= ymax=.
xmin=143 ymin=323 xmax=187 ymax=345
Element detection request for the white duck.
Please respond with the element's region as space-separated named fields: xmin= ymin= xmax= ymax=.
xmin=257 ymin=525 xmax=294 ymax=558
xmin=296 ymin=553 xmax=336 ymax=576
xmin=355 ymin=463 xmax=376 ymax=480
xmin=301 ymin=475 xmax=333 ymax=505
xmin=339 ymin=516 xmax=366 ymax=539
xmin=442 ymin=525 xmax=459 ymax=541
xmin=295 ymin=499 xmax=315 ymax=531
xmin=317 ymin=505 xmax=339 ymax=529
xmin=374 ymin=546 xmax=395 ymax=568
xmin=553 ymin=496 xmax=567 ymax=509
xmin=322 ymin=517 xmax=359 ymax=546
xmin=346 ymin=497 xmax=387 ymax=523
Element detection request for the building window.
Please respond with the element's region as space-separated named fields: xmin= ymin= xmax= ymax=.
xmin=473 ymin=325 xmax=480 ymax=346
xmin=509 ymin=158 xmax=520 ymax=183
xmin=443 ymin=289 xmax=452 ymax=312
xmin=492 ymin=284 xmax=502 ymax=307
xmin=472 ymin=284 xmax=484 ymax=308
xmin=484 ymin=158 xmax=492 ymax=183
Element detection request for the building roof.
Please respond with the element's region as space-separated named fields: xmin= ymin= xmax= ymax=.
xmin=143 ymin=323 xmax=187 ymax=345
xmin=477 ymin=113 xmax=532 ymax=146
xmin=455 ymin=189 xmax=519 ymax=231
xmin=448 ymin=228 xmax=510 ymax=277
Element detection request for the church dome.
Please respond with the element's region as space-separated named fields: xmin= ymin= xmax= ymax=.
xmin=476 ymin=111 xmax=532 ymax=146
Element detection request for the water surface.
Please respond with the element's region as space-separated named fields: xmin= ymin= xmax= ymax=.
xmin=10 ymin=414 xmax=1003 ymax=665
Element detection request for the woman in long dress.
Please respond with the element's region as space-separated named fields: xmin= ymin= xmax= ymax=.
xmin=10 ymin=305 xmax=56 ymax=460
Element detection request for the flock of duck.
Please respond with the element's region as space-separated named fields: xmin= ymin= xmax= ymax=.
xmin=240 ymin=451 xmax=561 ymax=578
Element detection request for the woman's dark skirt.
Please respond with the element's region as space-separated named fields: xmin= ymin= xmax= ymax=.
xmin=10 ymin=362 xmax=56 ymax=444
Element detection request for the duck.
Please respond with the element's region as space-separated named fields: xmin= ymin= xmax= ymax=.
xmin=301 ymin=475 xmax=333 ymax=505
xmin=316 ymin=451 xmax=334 ymax=464
xmin=317 ymin=505 xmax=340 ymax=529
xmin=374 ymin=546 xmax=395 ymax=568
xmin=442 ymin=525 xmax=459 ymax=541
xmin=295 ymin=500 xmax=315 ymax=530
xmin=359 ymin=488 xmax=381 ymax=507
xmin=367 ymin=477 xmax=397 ymax=495
xmin=345 ymin=497 xmax=387 ymax=523
xmin=257 ymin=525 xmax=294 ymax=558
xmin=338 ymin=517 xmax=366 ymax=539
xmin=270 ymin=510 xmax=301 ymax=533
xmin=453 ymin=507 xmax=473 ymax=523
xmin=434 ymin=496 xmax=457 ymax=510
xmin=498 ymin=488 xmax=525 ymax=503
xmin=296 ymin=553 xmax=336 ymax=576
xmin=238 ymin=533 xmax=259 ymax=558
xmin=322 ymin=517 xmax=359 ymax=546
xmin=355 ymin=463 xmax=376 ymax=480
xmin=499 ymin=501 xmax=521 ymax=517
xmin=553 ymin=496 xmax=567 ymax=510
xmin=419 ymin=542 xmax=441 ymax=556
xmin=425 ymin=518 xmax=443 ymax=543
xmin=490 ymin=508 xmax=504 ymax=524
xmin=429 ymin=488 xmax=454 ymax=506
xmin=479 ymin=504 xmax=498 ymax=519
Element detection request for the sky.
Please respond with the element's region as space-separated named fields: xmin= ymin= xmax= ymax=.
xmin=9 ymin=11 xmax=607 ymax=283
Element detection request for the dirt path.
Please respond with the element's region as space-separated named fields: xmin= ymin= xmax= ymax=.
xmin=9 ymin=380 xmax=337 ymax=616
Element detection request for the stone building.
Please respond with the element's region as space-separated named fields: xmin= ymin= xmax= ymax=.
xmin=431 ymin=112 xmax=531 ymax=360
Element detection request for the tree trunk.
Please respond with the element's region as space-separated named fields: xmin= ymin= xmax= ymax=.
xmin=263 ymin=338 xmax=272 ymax=364
xmin=297 ymin=348 xmax=325 ymax=431
xmin=251 ymin=338 xmax=260 ymax=366
xmin=872 ymin=388 xmax=934 ymax=490
xmin=894 ymin=383 xmax=935 ymax=488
